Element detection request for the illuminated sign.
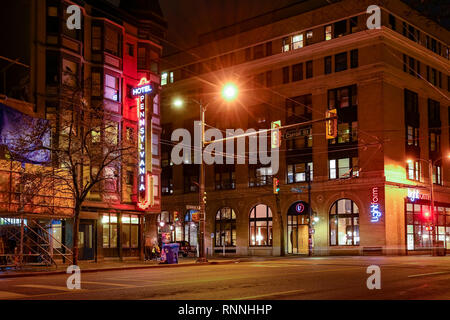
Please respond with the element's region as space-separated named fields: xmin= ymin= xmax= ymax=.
xmin=271 ymin=120 xmax=281 ymax=149
xmin=370 ymin=187 xmax=382 ymax=223
xmin=133 ymin=78 xmax=154 ymax=210
xmin=407 ymin=189 xmax=430 ymax=202
xmin=296 ymin=203 xmax=305 ymax=214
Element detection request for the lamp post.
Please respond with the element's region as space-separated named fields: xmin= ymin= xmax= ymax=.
xmin=172 ymin=82 xmax=238 ymax=263
xmin=407 ymin=154 xmax=450 ymax=255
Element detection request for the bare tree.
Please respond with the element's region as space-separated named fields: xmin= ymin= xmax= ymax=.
xmin=7 ymin=73 xmax=137 ymax=265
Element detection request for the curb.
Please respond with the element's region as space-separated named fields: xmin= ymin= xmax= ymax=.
xmin=0 ymin=259 xmax=240 ymax=279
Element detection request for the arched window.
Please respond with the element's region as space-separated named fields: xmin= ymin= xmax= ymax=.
xmin=215 ymin=207 xmax=236 ymax=247
xmin=249 ymin=204 xmax=273 ymax=247
xmin=329 ymin=199 xmax=360 ymax=246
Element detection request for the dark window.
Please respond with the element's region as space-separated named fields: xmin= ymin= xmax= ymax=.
xmin=306 ymin=60 xmax=313 ymax=78
xmin=350 ymin=49 xmax=358 ymax=69
xmin=408 ymin=57 xmax=415 ymax=76
xmin=46 ymin=52 xmax=59 ymax=85
xmin=349 ymin=17 xmax=358 ymax=33
xmin=292 ymin=63 xmax=303 ymax=82
xmin=126 ymin=84 xmax=133 ymax=99
xmin=253 ymin=44 xmax=265 ymax=59
xmin=265 ymin=42 xmax=272 ymax=56
xmin=335 ymin=52 xmax=348 ymax=72
xmin=126 ymin=171 xmax=134 ymax=186
xmin=404 ymin=89 xmax=419 ymax=114
xmin=215 ymin=165 xmax=236 ymax=190
xmin=46 ymin=5 xmax=60 ymax=34
xmin=403 ymin=54 xmax=407 ymax=73
xmin=334 ymin=20 xmax=347 ymax=37
xmin=282 ymin=66 xmax=290 ymax=84
xmin=428 ymin=99 xmax=441 ymax=124
xmin=249 ymin=166 xmax=273 ymax=187
xmin=324 ymin=56 xmax=332 ymax=75
xmin=429 ymin=132 xmax=441 ymax=153
xmin=328 ymin=85 xmax=358 ymax=109
xmin=245 ymin=48 xmax=251 ymax=61
xmin=127 ymin=43 xmax=134 ymax=56
xmin=389 ymin=14 xmax=396 ymax=30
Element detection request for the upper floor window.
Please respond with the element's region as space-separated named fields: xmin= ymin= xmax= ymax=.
xmin=335 ymin=52 xmax=348 ymax=72
xmin=428 ymin=99 xmax=440 ymax=124
xmin=104 ymin=25 xmax=120 ymax=56
xmin=104 ymin=74 xmax=120 ymax=102
xmin=329 ymin=157 xmax=359 ymax=179
xmin=249 ymin=166 xmax=272 ymax=187
xmin=407 ymin=160 xmax=421 ymax=181
xmin=292 ymin=63 xmax=303 ymax=82
xmin=334 ymin=20 xmax=347 ymax=38
xmin=429 ymin=132 xmax=441 ymax=153
xmin=306 ymin=61 xmax=313 ymax=79
xmin=126 ymin=43 xmax=134 ymax=57
xmin=287 ymin=162 xmax=313 ymax=184
xmin=282 ymin=66 xmax=290 ymax=84
xmin=407 ymin=125 xmax=419 ymax=147
xmin=329 ymin=122 xmax=358 ymax=145
xmin=350 ymin=49 xmax=358 ymax=69
xmin=47 ymin=6 xmax=59 ymax=34
xmin=62 ymin=59 xmax=78 ymax=87
xmin=92 ymin=26 xmax=102 ymax=51
xmin=292 ymin=33 xmax=304 ymax=50
xmin=328 ymin=85 xmax=357 ymax=109
xmin=324 ymin=56 xmax=332 ymax=75
xmin=433 ymin=165 xmax=442 ymax=185
xmin=325 ymin=25 xmax=332 ymax=41
xmin=161 ymin=72 xmax=168 ymax=86
xmin=215 ymin=165 xmax=236 ymax=190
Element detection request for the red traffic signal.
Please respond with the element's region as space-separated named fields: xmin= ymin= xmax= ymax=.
xmin=425 ymin=225 xmax=433 ymax=232
xmin=273 ymin=178 xmax=280 ymax=194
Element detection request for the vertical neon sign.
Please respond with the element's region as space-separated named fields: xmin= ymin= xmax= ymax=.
xmin=132 ymin=78 xmax=153 ymax=210
xmin=370 ymin=187 xmax=382 ymax=223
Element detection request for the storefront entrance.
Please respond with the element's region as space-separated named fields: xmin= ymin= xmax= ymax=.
xmin=287 ymin=201 xmax=310 ymax=255
xmin=79 ymin=220 xmax=95 ymax=261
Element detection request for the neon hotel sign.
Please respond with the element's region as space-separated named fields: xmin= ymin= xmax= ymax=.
xmin=132 ymin=78 xmax=153 ymax=210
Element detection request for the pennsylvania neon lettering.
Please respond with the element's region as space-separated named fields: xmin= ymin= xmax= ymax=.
xmin=133 ymin=78 xmax=153 ymax=210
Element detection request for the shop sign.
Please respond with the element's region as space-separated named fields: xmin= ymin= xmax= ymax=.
xmin=407 ymin=189 xmax=430 ymax=202
xmin=296 ymin=203 xmax=305 ymax=214
xmin=370 ymin=187 xmax=382 ymax=223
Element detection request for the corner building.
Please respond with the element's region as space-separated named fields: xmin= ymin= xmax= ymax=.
xmin=160 ymin=0 xmax=450 ymax=256
xmin=0 ymin=0 xmax=166 ymax=261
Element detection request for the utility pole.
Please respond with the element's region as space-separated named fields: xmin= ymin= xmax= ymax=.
xmin=306 ymin=164 xmax=313 ymax=256
xmin=197 ymin=102 xmax=207 ymax=263
xmin=428 ymin=159 xmax=436 ymax=255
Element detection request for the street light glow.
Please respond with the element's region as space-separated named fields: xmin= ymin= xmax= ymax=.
xmin=222 ymin=83 xmax=238 ymax=101
xmin=173 ymin=98 xmax=184 ymax=108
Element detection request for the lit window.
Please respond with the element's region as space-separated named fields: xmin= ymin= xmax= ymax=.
xmin=325 ymin=25 xmax=332 ymax=41
xmin=169 ymin=72 xmax=174 ymax=83
xmin=292 ymin=34 xmax=304 ymax=49
xmin=282 ymin=37 xmax=290 ymax=52
xmin=249 ymin=205 xmax=273 ymax=247
xmin=215 ymin=208 xmax=237 ymax=247
xmin=330 ymin=199 xmax=360 ymax=246
xmin=104 ymin=74 xmax=119 ymax=101
xmin=161 ymin=72 xmax=168 ymax=86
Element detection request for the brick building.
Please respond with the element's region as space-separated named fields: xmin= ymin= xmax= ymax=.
xmin=160 ymin=0 xmax=450 ymax=256
xmin=0 ymin=0 xmax=166 ymax=262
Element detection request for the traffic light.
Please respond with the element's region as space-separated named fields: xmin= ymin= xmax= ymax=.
xmin=273 ymin=177 xmax=280 ymax=194
xmin=326 ymin=109 xmax=338 ymax=140
xmin=425 ymin=225 xmax=433 ymax=232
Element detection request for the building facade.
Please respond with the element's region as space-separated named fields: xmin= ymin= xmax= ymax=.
xmin=160 ymin=0 xmax=450 ymax=256
xmin=0 ymin=0 xmax=166 ymax=262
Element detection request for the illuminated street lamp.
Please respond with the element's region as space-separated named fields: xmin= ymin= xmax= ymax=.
xmin=221 ymin=83 xmax=239 ymax=102
xmin=406 ymin=154 xmax=450 ymax=255
xmin=172 ymin=82 xmax=238 ymax=263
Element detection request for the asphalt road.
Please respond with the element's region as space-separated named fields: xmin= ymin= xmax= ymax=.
xmin=0 ymin=256 xmax=450 ymax=300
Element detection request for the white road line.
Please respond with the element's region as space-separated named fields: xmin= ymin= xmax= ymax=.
xmin=408 ymin=271 xmax=450 ymax=278
xmin=15 ymin=284 xmax=75 ymax=292
xmin=235 ymin=289 xmax=306 ymax=300
xmin=82 ymin=281 xmax=135 ymax=288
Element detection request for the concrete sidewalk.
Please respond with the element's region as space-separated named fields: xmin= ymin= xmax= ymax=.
xmin=0 ymin=256 xmax=242 ymax=279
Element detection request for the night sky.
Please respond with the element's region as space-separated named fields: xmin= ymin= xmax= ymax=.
xmin=106 ymin=0 xmax=448 ymax=55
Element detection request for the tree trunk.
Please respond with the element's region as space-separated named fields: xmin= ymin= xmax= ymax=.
xmin=72 ymin=204 xmax=81 ymax=266
xmin=275 ymin=194 xmax=285 ymax=256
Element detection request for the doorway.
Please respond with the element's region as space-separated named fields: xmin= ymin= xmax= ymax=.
xmin=287 ymin=201 xmax=310 ymax=255
xmin=78 ymin=220 xmax=95 ymax=260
